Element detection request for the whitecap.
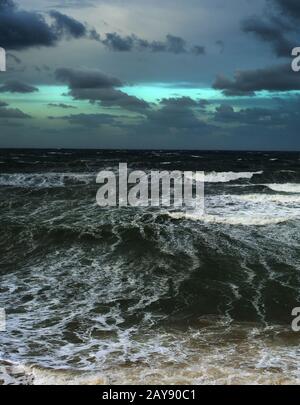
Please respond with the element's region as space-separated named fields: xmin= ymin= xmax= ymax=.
xmin=168 ymin=212 xmax=293 ymax=226
xmin=205 ymin=171 xmax=263 ymax=183
xmin=265 ymin=184 xmax=300 ymax=193
xmin=0 ymin=173 xmax=94 ymax=188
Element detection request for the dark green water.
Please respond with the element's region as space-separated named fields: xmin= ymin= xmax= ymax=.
xmin=0 ymin=149 xmax=300 ymax=384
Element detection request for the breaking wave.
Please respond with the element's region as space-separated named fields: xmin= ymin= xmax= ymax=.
xmin=204 ymin=171 xmax=263 ymax=183
xmin=265 ymin=183 xmax=300 ymax=193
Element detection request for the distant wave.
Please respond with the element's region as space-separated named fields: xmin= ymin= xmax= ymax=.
xmin=0 ymin=170 xmax=264 ymax=188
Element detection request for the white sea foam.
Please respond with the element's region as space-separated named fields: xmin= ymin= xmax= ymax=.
xmin=2 ymin=322 xmax=300 ymax=385
xmin=27 ymin=366 xmax=107 ymax=385
xmin=238 ymin=194 xmax=300 ymax=203
xmin=0 ymin=173 xmax=93 ymax=188
xmin=265 ymin=184 xmax=300 ymax=193
xmin=168 ymin=192 xmax=300 ymax=226
xmin=204 ymin=171 xmax=263 ymax=183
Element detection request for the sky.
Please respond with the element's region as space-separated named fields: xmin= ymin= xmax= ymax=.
xmin=0 ymin=0 xmax=300 ymax=150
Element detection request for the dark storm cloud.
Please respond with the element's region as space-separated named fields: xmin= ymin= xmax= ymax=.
xmin=89 ymin=28 xmax=101 ymax=42
xmin=198 ymin=99 xmax=210 ymax=110
xmin=0 ymin=0 xmax=100 ymax=50
xmin=0 ymin=0 xmax=57 ymax=49
xmin=55 ymin=67 xmax=149 ymax=111
xmin=0 ymin=104 xmax=31 ymax=118
xmin=214 ymin=104 xmax=285 ymax=126
xmin=0 ymin=80 xmax=39 ymax=93
xmin=102 ymin=32 xmax=205 ymax=55
xmin=241 ymin=0 xmax=300 ymax=58
xmin=57 ymin=113 xmax=121 ymax=128
xmin=159 ymin=96 xmax=208 ymax=109
xmin=49 ymin=10 xmax=87 ymax=39
xmin=49 ymin=71 xmax=217 ymax=138
xmin=102 ymin=33 xmax=134 ymax=52
xmin=0 ymin=89 xmax=32 ymax=118
xmin=164 ymin=35 xmax=187 ymax=54
xmin=47 ymin=95 xmax=213 ymax=137
xmin=0 ymin=1 xmax=204 ymax=57
xmin=160 ymin=96 xmax=197 ymax=107
xmin=214 ymin=104 xmax=235 ymax=120
xmin=139 ymin=96 xmax=213 ymax=136
xmin=241 ymin=16 xmax=293 ymax=57
xmin=55 ymin=68 xmax=122 ymax=88
xmin=192 ymin=45 xmax=206 ymax=55
xmin=146 ymin=107 xmax=201 ymax=130
xmin=69 ymin=88 xmax=150 ymax=111
xmin=272 ymin=0 xmax=300 ymax=20
xmin=131 ymin=106 xmax=209 ymax=135
xmin=47 ymin=103 xmax=77 ymax=109
xmin=213 ymin=64 xmax=300 ymax=96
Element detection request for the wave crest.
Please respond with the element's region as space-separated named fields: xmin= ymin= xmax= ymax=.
xmin=205 ymin=171 xmax=263 ymax=183
xmin=265 ymin=184 xmax=300 ymax=193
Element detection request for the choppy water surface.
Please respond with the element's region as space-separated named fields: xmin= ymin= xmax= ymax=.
xmin=0 ymin=150 xmax=300 ymax=385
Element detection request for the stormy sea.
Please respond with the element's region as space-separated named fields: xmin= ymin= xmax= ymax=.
xmin=0 ymin=149 xmax=300 ymax=385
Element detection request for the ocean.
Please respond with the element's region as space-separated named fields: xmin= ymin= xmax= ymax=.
xmin=0 ymin=149 xmax=300 ymax=385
